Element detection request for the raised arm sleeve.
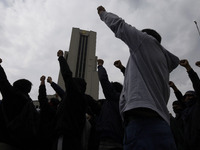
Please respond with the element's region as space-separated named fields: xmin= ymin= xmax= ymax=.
xmin=188 ymin=69 xmax=200 ymax=99
xmin=100 ymin=11 xmax=143 ymax=51
xmin=98 ymin=65 xmax=120 ymax=101
xmin=0 ymin=65 xmax=13 ymax=99
xmin=51 ymin=82 xmax=65 ymax=99
xmin=58 ymin=56 xmax=73 ymax=92
xmin=38 ymin=84 xmax=49 ymax=109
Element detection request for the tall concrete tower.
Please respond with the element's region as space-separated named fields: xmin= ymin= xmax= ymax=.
xmin=57 ymin=28 xmax=99 ymax=100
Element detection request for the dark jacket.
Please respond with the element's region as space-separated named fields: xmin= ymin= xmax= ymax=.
xmin=182 ymin=69 xmax=200 ymax=150
xmin=0 ymin=102 xmax=10 ymax=145
xmin=96 ymin=65 xmax=123 ymax=144
xmin=170 ymin=114 xmax=185 ymax=150
xmin=84 ymin=94 xmax=102 ymax=150
xmin=54 ymin=56 xmax=86 ymax=150
xmin=38 ymin=84 xmax=57 ymax=150
xmin=174 ymin=90 xmax=186 ymax=109
xmin=50 ymin=82 xmax=65 ymax=99
xmin=0 ymin=65 xmax=39 ymax=150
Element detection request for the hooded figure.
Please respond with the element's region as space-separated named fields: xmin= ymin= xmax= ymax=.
xmin=0 ymin=61 xmax=39 ymax=150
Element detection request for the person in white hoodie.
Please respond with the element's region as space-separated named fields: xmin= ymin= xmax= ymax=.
xmin=97 ymin=6 xmax=179 ymax=150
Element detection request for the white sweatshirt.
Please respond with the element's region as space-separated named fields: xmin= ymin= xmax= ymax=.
xmin=100 ymin=11 xmax=179 ymax=125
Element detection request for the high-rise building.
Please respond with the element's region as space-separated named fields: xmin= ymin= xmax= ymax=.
xmin=57 ymin=28 xmax=99 ymax=100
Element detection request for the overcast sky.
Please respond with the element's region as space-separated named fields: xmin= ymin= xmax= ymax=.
xmin=0 ymin=0 xmax=200 ymax=115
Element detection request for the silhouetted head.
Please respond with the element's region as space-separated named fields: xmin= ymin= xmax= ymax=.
xmin=183 ymin=90 xmax=196 ymax=103
xmin=73 ymin=78 xmax=87 ymax=93
xmin=13 ymin=79 xmax=32 ymax=94
xmin=111 ymin=82 xmax=123 ymax=93
xmin=172 ymin=100 xmax=183 ymax=114
xmin=142 ymin=28 xmax=162 ymax=43
xmin=49 ymin=97 xmax=60 ymax=109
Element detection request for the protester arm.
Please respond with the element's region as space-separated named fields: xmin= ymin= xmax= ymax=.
xmin=58 ymin=56 xmax=73 ymax=92
xmin=114 ymin=60 xmax=126 ymax=76
xmin=98 ymin=65 xmax=120 ymax=101
xmin=120 ymin=66 xmax=126 ymax=75
xmin=50 ymin=82 xmax=65 ymax=99
xmin=38 ymin=76 xmax=49 ymax=109
xmin=0 ymin=61 xmax=14 ymax=99
xmin=57 ymin=50 xmax=83 ymax=97
xmin=188 ymin=69 xmax=200 ymax=99
xmin=38 ymin=84 xmax=49 ymax=109
xmin=85 ymin=94 xmax=101 ymax=115
xmin=180 ymin=59 xmax=200 ymax=97
xmin=169 ymin=81 xmax=184 ymax=103
xmin=98 ymin=8 xmax=143 ymax=51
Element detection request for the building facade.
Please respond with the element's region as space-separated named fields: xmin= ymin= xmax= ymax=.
xmin=57 ymin=28 xmax=99 ymax=100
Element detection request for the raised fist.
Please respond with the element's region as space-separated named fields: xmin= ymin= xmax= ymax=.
xmin=114 ymin=60 xmax=123 ymax=69
xmin=97 ymin=59 xmax=104 ymax=66
xmin=40 ymin=75 xmax=46 ymax=82
xmin=97 ymin=6 xmax=106 ymax=14
xmin=169 ymin=81 xmax=175 ymax=88
xmin=47 ymin=76 xmax=53 ymax=83
xmin=57 ymin=50 xmax=64 ymax=57
xmin=180 ymin=59 xmax=189 ymax=67
xmin=195 ymin=61 xmax=200 ymax=67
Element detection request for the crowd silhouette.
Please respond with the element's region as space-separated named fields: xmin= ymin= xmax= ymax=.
xmin=0 ymin=5 xmax=199 ymax=150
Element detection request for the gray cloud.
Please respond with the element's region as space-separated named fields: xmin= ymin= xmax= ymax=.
xmin=0 ymin=0 xmax=200 ymax=115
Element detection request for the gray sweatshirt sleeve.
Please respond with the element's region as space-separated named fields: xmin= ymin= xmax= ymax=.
xmin=161 ymin=47 xmax=180 ymax=73
xmin=100 ymin=11 xmax=144 ymax=52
